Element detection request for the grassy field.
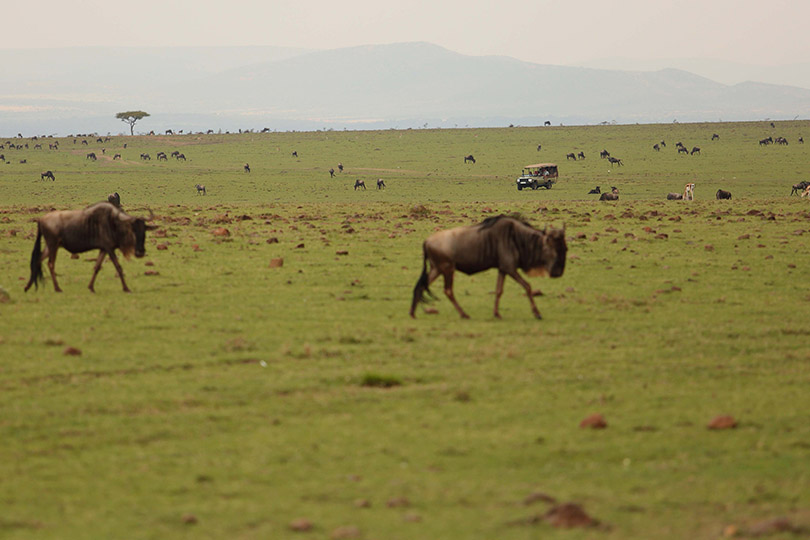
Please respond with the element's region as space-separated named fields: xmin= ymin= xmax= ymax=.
xmin=1 ymin=122 xmax=810 ymax=539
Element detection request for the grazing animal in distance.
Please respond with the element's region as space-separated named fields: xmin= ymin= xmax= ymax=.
xmin=354 ymin=179 xmax=366 ymax=190
xmin=376 ymin=178 xmax=386 ymax=189
xmin=667 ymin=192 xmax=684 ymax=200
xmin=23 ymin=202 xmax=156 ymax=293
xmin=107 ymin=192 xmax=121 ymax=207
xmin=791 ymin=181 xmax=810 ymax=195
xmin=759 ymin=137 xmax=773 ymax=146
xmin=291 ymin=151 xmax=298 ymax=157
xmin=86 ymin=152 xmax=97 ymax=160
xmin=244 ymin=163 xmax=250 ymax=173
xmin=684 ymin=183 xmax=695 ymax=201
xmin=600 ymin=149 xmax=610 ymax=159
xmin=157 ymin=152 xmax=167 ymax=161
xmin=140 ymin=153 xmax=151 ymax=160
xmin=329 ymin=168 xmax=335 ymax=178
xmin=537 ymin=144 xmax=542 ymax=151
xmin=607 ymin=156 xmax=622 ymax=166
xmin=338 ymin=162 xmax=344 ymax=172
xmin=678 ymin=146 xmax=689 ymax=154
xmin=566 ymin=152 xmax=577 ymax=161
xmin=712 ymin=134 xmax=720 ymax=140
xmin=113 ymin=153 xmax=121 ymax=160
xmin=175 ymin=153 xmax=186 ymax=161
xmin=691 ymin=146 xmax=701 ymax=155
xmin=544 ymin=120 xmax=551 ymax=126
xmin=196 ymin=184 xmax=206 ymax=195
xmin=716 ymin=189 xmax=732 ymax=200
xmin=653 ymin=143 xmax=660 ymax=151
xmin=464 ymin=154 xmax=476 ymax=164
xmin=40 ymin=171 xmax=55 ymax=181
xmin=588 ymin=186 xmax=601 ymax=194
xmin=600 ymin=187 xmax=619 ymax=201
xmin=577 ymin=151 xmax=585 ymax=160
xmin=776 ymin=136 xmax=789 ymax=145
xmin=409 ymin=215 xmax=567 ymax=319
xmin=799 ymin=136 xmax=804 ymax=144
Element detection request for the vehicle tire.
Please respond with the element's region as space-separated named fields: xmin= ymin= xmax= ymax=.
xmin=517 ymin=185 xmax=523 ymax=191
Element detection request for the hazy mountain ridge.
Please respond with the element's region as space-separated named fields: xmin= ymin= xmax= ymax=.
xmin=2 ymin=42 xmax=810 ymax=135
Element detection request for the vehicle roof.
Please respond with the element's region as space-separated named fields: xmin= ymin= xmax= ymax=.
xmin=523 ymin=163 xmax=557 ymax=168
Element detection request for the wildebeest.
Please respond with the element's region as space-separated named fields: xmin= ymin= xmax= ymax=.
xmin=536 ymin=144 xmax=542 ymax=151
xmin=354 ymin=179 xmax=366 ymax=190
xmin=577 ymin=151 xmax=585 ymax=160
xmin=409 ymin=215 xmax=567 ymax=319
xmin=600 ymin=149 xmax=610 ymax=159
xmin=244 ymin=163 xmax=250 ymax=173
xmin=802 ymin=186 xmax=810 ymax=198
xmin=464 ymin=154 xmax=476 ymax=164
xmin=566 ymin=152 xmax=577 ymax=161
xmin=790 ymin=181 xmax=810 ymax=196
xmin=171 ymin=151 xmax=180 ymax=158
xmin=113 ymin=153 xmax=121 ymax=160
xmin=800 ymin=136 xmax=805 ymax=144
xmin=776 ymin=137 xmax=789 ymax=145
xmin=716 ymin=189 xmax=732 ymax=200
xmin=588 ymin=186 xmax=601 ymax=194
xmin=140 ymin=153 xmax=151 ymax=160
xmin=759 ymin=137 xmax=773 ymax=146
xmin=24 ymin=202 xmax=156 ymax=293
xmin=600 ymin=187 xmax=619 ymax=201
xmin=544 ymin=120 xmax=551 ymax=126
xmin=677 ymin=146 xmax=689 ymax=154
xmin=292 ymin=151 xmax=298 ymax=157
xmin=712 ymin=133 xmax=720 ymax=140
xmin=607 ymin=156 xmax=623 ymax=166
xmin=653 ymin=143 xmax=660 ymax=151
xmin=157 ymin=152 xmax=168 ymax=161
xmin=329 ymin=168 xmax=335 ymax=178
xmin=660 ymin=140 xmax=666 ymax=147
xmin=175 ymin=153 xmax=186 ymax=161
xmin=376 ymin=178 xmax=386 ymax=189
xmin=86 ymin=152 xmax=97 ymax=160
xmin=40 ymin=170 xmax=55 ymax=181
xmin=691 ymin=146 xmax=701 ymax=155
xmin=338 ymin=162 xmax=344 ymax=172
xmin=107 ymin=192 xmax=121 ymax=207
xmin=196 ymin=184 xmax=206 ymax=195
xmin=666 ymin=192 xmax=684 ymax=200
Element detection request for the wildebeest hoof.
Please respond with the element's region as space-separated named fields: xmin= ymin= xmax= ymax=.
xmin=533 ymin=311 xmax=543 ymax=319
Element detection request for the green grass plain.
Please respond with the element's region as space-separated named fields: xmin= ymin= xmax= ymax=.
xmin=1 ymin=121 xmax=810 ymax=539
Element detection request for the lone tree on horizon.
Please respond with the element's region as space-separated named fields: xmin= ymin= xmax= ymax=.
xmin=116 ymin=111 xmax=150 ymax=135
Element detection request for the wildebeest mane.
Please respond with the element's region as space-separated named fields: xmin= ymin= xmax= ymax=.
xmin=477 ymin=214 xmax=535 ymax=231
xmin=84 ymin=203 xmax=137 ymax=258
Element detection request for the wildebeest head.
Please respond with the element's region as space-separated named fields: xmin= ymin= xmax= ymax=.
xmin=116 ymin=208 xmax=156 ymax=258
xmin=517 ymin=223 xmax=567 ymax=278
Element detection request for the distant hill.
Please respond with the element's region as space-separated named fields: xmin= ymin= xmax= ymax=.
xmin=2 ymin=42 xmax=810 ymax=135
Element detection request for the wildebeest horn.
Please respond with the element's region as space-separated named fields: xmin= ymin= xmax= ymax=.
xmin=145 ymin=208 xmax=155 ymax=221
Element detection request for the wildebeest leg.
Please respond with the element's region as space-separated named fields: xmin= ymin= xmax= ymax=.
xmin=107 ymin=251 xmax=131 ymax=292
xmin=507 ymin=270 xmax=542 ymax=319
xmin=44 ymin=245 xmax=62 ymax=293
xmin=493 ymin=271 xmax=506 ymax=319
xmin=442 ymin=268 xmax=469 ymax=319
xmin=88 ymin=251 xmax=107 ymax=292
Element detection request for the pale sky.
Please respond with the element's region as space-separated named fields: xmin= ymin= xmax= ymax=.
xmin=4 ymin=0 xmax=810 ymax=67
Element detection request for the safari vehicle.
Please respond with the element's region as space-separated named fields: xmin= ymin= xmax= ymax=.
xmin=516 ymin=163 xmax=558 ymax=190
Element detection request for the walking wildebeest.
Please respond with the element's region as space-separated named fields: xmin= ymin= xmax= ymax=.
xmin=409 ymin=215 xmax=567 ymax=319
xmin=40 ymin=171 xmax=55 ymax=181
xmin=376 ymin=178 xmax=386 ymax=189
xmin=86 ymin=152 xmax=97 ymax=160
xmin=790 ymin=181 xmax=810 ymax=196
xmin=566 ymin=152 xmax=577 ymax=161
xmin=607 ymin=156 xmax=623 ymax=166
xmin=464 ymin=154 xmax=476 ymax=164
xmin=666 ymin=192 xmax=684 ymax=200
xmin=196 ymin=184 xmax=206 ymax=195
xmin=588 ymin=186 xmax=601 ymax=194
xmin=716 ymin=189 xmax=732 ymax=200
xmin=329 ymin=168 xmax=335 ymax=178
xmin=108 ymin=192 xmax=121 ymax=207
xmin=23 ymin=202 xmax=156 ymax=293
xmin=600 ymin=149 xmax=610 ymax=159
xmin=354 ymin=179 xmax=366 ymax=190
xmin=691 ymin=146 xmax=701 ymax=155
xmin=244 ymin=163 xmax=250 ymax=173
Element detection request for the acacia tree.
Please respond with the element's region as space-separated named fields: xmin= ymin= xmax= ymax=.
xmin=115 ymin=111 xmax=150 ymax=135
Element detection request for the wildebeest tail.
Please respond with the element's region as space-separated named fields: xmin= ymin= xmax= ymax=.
xmin=409 ymin=243 xmax=434 ymax=317
xmin=26 ymin=223 xmax=44 ymax=291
